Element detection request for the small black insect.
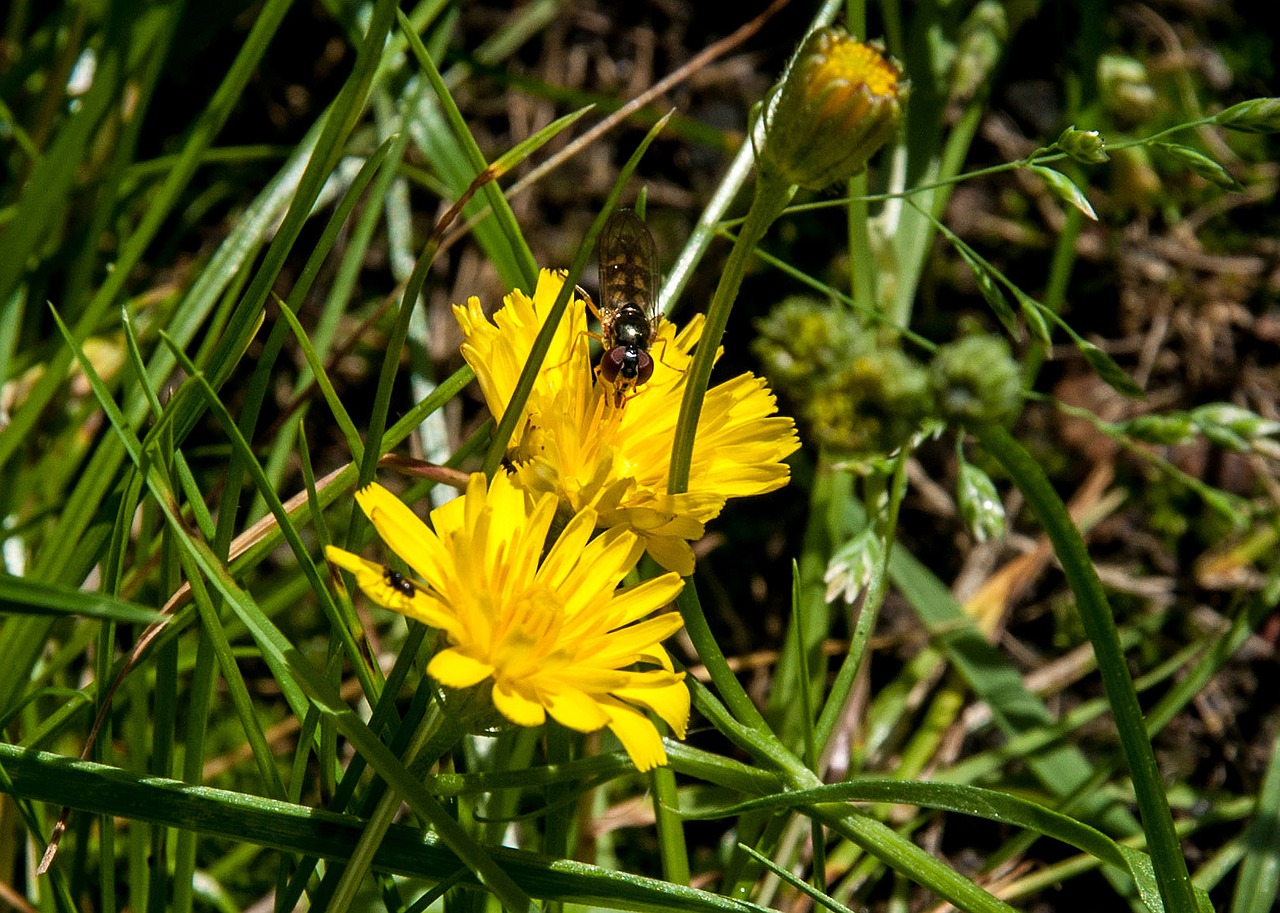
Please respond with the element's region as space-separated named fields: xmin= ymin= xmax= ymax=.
xmin=595 ymin=208 xmax=662 ymax=407
xmin=382 ymin=566 xmax=417 ymax=597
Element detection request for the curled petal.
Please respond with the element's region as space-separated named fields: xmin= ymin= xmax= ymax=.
xmin=428 ymin=648 xmax=495 ymax=690
xmin=493 ymin=678 xmax=547 ymax=728
xmin=599 ymin=699 xmax=668 ymax=773
xmin=543 ymin=685 xmax=612 ymax=733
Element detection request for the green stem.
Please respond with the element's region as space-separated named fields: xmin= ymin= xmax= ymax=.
xmin=976 ymin=425 xmax=1198 ymax=913
xmin=667 ymin=174 xmax=794 ymax=494
xmin=814 ymin=451 xmax=909 ymax=752
xmin=677 ymin=584 xmax=771 ymax=731
xmin=663 ymin=172 xmax=793 ymax=731
xmin=323 ymin=685 xmax=488 ymax=911
xmin=650 ymin=762 xmax=690 ymax=885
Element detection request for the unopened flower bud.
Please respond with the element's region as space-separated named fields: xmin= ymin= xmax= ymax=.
xmin=1122 ymin=414 xmax=1195 ymax=446
xmin=948 ymin=1 xmax=1007 ymax=109
xmin=760 ymin=28 xmax=906 ymax=190
xmin=1058 ymin=126 xmax=1109 ymax=164
xmin=1191 ymin=403 xmax=1280 ymax=452
xmin=957 ymin=461 xmax=1005 ymax=542
xmin=1213 ymin=97 xmax=1280 ymax=134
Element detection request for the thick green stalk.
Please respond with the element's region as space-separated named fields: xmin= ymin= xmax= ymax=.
xmin=663 ymin=173 xmax=792 ymax=727
xmin=667 ymin=175 xmax=794 ymax=494
xmin=976 ymin=425 xmax=1197 ymax=913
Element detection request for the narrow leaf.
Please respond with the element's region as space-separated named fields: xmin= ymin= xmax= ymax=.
xmin=0 ymin=576 xmax=163 ymax=625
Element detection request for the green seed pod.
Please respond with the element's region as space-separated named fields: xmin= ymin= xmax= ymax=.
xmin=752 ymin=296 xmax=868 ymax=398
xmin=807 ymin=349 xmax=932 ymax=455
xmin=929 ymin=334 xmax=1023 ymax=428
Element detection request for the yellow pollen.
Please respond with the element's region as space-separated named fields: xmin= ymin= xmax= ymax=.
xmin=821 ymin=40 xmax=899 ymax=97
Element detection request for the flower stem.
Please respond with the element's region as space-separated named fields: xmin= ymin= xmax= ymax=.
xmin=667 ymin=174 xmax=794 ymax=495
xmin=664 ymin=173 xmax=792 ymax=729
xmin=814 ymin=450 xmax=909 ymax=752
xmin=326 ymin=699 xmax=452 ymax=910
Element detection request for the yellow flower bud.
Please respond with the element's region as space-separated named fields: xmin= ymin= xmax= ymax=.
xmin=759 ymin=27 xmax=906 ymax=190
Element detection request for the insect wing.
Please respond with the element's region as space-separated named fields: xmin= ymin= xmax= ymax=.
xmin=598 ymin=209 xmax=661 ymax=332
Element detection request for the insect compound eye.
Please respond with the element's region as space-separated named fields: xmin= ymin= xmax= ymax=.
xmin=600 ymin=347 xmax=626 ymax=382
xmin=635 ymin=352 xmax=654 ymax=385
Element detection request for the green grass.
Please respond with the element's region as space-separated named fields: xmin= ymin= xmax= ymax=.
xmin=2 ymin=2 xmax=1278 ymax=912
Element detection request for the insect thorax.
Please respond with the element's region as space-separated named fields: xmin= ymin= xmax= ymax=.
xmin=611 ymin=303 xmax=651 ymax=349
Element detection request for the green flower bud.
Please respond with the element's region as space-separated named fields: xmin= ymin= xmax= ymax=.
xmin=759 ymin=27 xmax=907 ymax=190
xmin=1058 ymin=126 xmax=1109 ymax=164
xmin=1213 ymin=97 xmax=1280 ymax=134
xmin=1191 ymin=403 xmax=1280 ymax=451
xmin=1027 ymin=164 xmax=1097 ymax=220
xmin=1122 ymin=414 xmax=1195 ymax=446
xmin=929 ymin=334 xmax=1022 ymax=428
xmin=1154 ymin=142 xmax=1244 ymax=192
xmin=752 ymin=296 xmax=868 ymax=398
xmin=806 ymin=349 xmax=932 ymax=455
xmin=956 ymin=460 xmax=1006 ymax=543
xmin=948 ymin=1 xmax=1007 ymax=109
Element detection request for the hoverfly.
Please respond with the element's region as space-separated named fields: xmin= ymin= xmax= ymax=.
xmin=594 ymin=208 xmax=662 ymax=408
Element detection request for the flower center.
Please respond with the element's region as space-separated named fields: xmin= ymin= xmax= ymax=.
xmin=819 ymin=39 xmax=899 ymax=96
xmin=490 ymin=585 xmax=567 ymax=679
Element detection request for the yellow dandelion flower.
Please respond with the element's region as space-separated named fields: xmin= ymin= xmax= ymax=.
xmin=454 ymin=269 xmax=800 ymax=576
xmin=324 ymin=473 xmax=689 ymax=772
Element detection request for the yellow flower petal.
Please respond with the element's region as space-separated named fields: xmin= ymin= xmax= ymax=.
xmin=454 ymin=269 xmax=800 ymax=575
xmin=607 ymin=575 xmax=685 ymax=627
xmin=543 ymin=685 xmax=612 ymax=732
xmin=599 ymin=699 xmax=668 ymax=772
xmin=612 ymin=673 xmax=690 ymax=737
xmin=428 ymin=648 xmax=494 ymax=689
xmin=493 ymin=677 xmax=547 ymax=727
xmin=354 ymin=485 xmax=451 ymax=587
xmin=641 ymin=536 xmax=696 ymax=578
xmin=549 ymin=526 xmax=646 ymax=622
xmin=584 ymin=613 xmax=686 ymax=667
xmin=330 ymin=471 xmax=690 ymax=771
xmin=323 ymin=545 xmax=456 ymax=633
